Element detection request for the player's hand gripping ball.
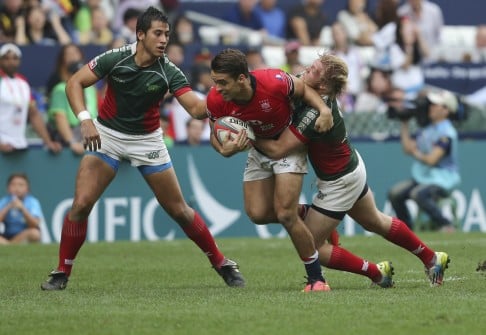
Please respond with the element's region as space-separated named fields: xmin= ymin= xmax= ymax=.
xmin=214 ymin=116 xmax=255 ymax=144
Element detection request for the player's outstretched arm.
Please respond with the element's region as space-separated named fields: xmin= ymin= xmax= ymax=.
xmin=177 ymin=91 xmax=208 ymax=120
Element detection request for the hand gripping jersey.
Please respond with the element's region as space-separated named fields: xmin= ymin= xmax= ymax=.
xmin=207 ymin=69 xmax=295 ymax=139
xmin=289 ymin=96 xmax=359 ymax=181
xmin=88 ymin=43 xmax=192 ymax=135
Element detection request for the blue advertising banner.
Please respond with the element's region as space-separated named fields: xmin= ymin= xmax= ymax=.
xmin=423 ymin=63 xmax=486 ymax=95
xmin=1 ymin=142 xmax=485 ymax=243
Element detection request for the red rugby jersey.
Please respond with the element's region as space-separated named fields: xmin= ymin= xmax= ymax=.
xmin=207 ymin=69 xmax=294 ymax=139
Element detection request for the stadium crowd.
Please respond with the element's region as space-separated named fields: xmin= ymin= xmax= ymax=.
xmin=0 ymin=0 xmax=484 ymax=150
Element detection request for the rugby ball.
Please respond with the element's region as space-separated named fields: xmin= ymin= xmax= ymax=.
xmin=213 ymin=116 xmax=256 ymax=143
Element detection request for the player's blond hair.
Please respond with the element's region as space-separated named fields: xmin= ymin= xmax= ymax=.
xmin=317 ymin=53 xmax=348 ymax=99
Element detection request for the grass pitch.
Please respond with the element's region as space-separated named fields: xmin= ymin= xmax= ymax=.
xmin=1 ymin=232 xmax=485 ymax=335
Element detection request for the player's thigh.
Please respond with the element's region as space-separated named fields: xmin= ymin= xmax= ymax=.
xmin=143 ymin=167 xmax=192 ymax=222
xmin=243 ymin=177 xmax=275 ymax=222
xmin=348 ymin=189 xmax=391 ymax=235
xmin=73 ymin=155 xmax=116 ymax=208
xmin=273 ymin=172 xmax=303 ymax=211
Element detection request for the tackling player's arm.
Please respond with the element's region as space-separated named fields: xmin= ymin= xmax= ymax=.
xmin=66 ymin=64 xmax=101 ymax=151
xmin=254 ymin=128 xmax=304 ymax=160
xmin=209 ymin=120 xmax=250 ymax=157
xmin=291 ymin=74 xmax=333 ymax=133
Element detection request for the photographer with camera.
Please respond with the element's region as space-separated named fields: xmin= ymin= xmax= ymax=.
xmin=388 ymin=89 xmax=461 ymax=232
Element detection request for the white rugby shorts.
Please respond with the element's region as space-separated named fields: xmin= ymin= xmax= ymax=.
xmin=312 ymin=151 xmax=367 ymax=212
xmin=94 ymin=119 xmax=171 ymax=167
xmin=243 ymin=147 xmax=308 ymax=181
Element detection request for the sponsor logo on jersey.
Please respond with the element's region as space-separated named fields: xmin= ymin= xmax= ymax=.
xmin=146 ymin=84 xmax=161 ymax=93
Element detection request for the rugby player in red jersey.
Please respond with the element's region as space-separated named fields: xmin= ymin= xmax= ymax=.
xmin=207 ymin=48 xmax=333 ymax=291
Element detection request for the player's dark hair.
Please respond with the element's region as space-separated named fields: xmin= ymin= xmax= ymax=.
xmin=211 ymin=49 xmax=249 ymax=79
xmin=136 ymin=6 xmax=169 ymax=38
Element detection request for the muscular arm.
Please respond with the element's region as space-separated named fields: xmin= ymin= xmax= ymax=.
xmin=254 ymin=127 xmax=305 ymax=160
xmin=66 ymin=65 xmax=101 ymax=151
xmin=291 ymin=75 xmax=333 ymax=132
xmin=65 ymin=65 xmax=99 ymax=115
xmin=176 ymin=91 xmax=208 ymax=120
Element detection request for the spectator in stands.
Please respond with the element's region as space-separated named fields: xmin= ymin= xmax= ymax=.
xmin=165 ymin=41 xmax=185 ymax=68
xmin=41 ymin=0 xmax=77 ymax=40
xmin=116 ymin=7 xmax=140 ymax=44
xmin=73 ymin=0 xmax=101 ymax=40
xmin=280 ymin=40 xmax=305 ymax=75
xmin=0 ymin=43 xmax=62 ymax=154
xmin=245 ymin=47 xmax=267 ymax=71
xmin=17 ymin=4 xmax=72 ymax=46
xmin=373 ymin=0 xmax=399 ymax=29
xmin=389 ymin=17 xmax=428 ymax=100
xmin=112 ymin=0 xmax=161 ymax=32
xmin=190 ymin=63 xmax=212 ymax=95
xmin=255 ymin=0 xmax=286 ymax=39
xmin=192 ymin=47 xmax=212 ymax=69
xmin=388 ymin=89 xmax=461 ymax=232
xmin=176 ymin=118 xmax=209 ymax=146
xmin=98 ymin=0 xmax=118 ymax=25
xmin=371 ymin=0 xmax=400 ymax=69
xmin=464 ymin=24 xmax=486 ymax=63
xmin=285 ymin=0 xmax=328 ymax=46
xmin=0 ymin=172 xmax=43 ymax=245
xmin=337 ymin=0 xmax=377 ymax=46
xmin=77 ymin=5 xmax=113 ymax=46
xmin=224 ymin=0 xmax=265 ymax=31
xmin=0 ymin=0 xmax=25 ymax=43
xmin=47 ymin=61 xmax=98 ymax=155
xmin=160 ymin=0 xmax=181 ymax=24
xmin=354 ymin=66 xmax=403 ymax=113
xmin=45 ymin=43 xmax=84 ymax=97
xmin=171 ymin=14 xmax=197 ymax=46
xmin=397 ymin=0 xmax=443 ymax=50
xmin=331 ymin=21 xmax=365 ymax=113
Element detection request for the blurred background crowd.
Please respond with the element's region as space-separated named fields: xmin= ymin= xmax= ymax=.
xmin=1 ymin=0 xmax=485 ymax=149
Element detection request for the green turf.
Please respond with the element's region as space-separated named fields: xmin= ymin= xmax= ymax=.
xmin=1 ymin=232 xmax=485 ymax=335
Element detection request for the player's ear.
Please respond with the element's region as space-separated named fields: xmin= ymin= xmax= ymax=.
xmin=238 ymin=74 xmax=246 ymax=83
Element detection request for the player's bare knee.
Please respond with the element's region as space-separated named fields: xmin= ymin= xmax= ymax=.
xmin=275 ymin=207 xmax=296 ymax=226
xmin=168 ymin=205 xmax=193 ymax=226
xmin=71 ymin=197 xmax=96 ymax=219
xmin=245 ymin=206 xmax=269 ymax=224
